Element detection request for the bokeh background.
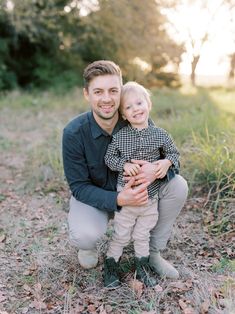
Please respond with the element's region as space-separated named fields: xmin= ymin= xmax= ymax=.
xmin=0 ymin=0 xmax=235 ymax=90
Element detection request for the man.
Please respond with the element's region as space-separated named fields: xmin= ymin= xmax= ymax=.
xmin=62 ymin=60 xmax=188 ymax=281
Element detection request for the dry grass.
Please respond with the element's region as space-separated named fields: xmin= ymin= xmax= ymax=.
xmin=0 ymin=88 xmax=234 ymax=313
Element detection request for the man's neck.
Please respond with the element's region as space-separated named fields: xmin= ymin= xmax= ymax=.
xmin=93 ymin=113 xmax=119 ymax=135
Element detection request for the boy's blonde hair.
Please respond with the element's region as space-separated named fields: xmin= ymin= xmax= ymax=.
xmin=120 ymin=81 xmax=152 ymax=112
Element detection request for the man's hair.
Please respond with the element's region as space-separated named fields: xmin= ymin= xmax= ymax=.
xmin=120 ymin=81 xmax=152 ymax=112
xmin=83 ymin=60 xmax=122 ymax=89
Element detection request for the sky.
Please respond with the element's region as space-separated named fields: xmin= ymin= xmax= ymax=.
xmin=163 ymin=0 xmax=235 ymax=76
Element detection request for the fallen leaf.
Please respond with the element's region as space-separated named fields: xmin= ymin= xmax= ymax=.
xmin=105 ymin=304 xmax=113 ymax=313
xmin=183 ymin=309 xmax=196 ymax=314
xmin=0 ymin=234 xmax=6 ymax=242
xmin=200 ymin=299 xmax=210 ymax=314
xmin=87 ymin=303 xmax=97 ymax=313
xmin=0 ymin=291 xmax=7 ymax=302
xmin=170 ymin=280 xmax=192 ymax=292
xmin=154 ymin=284 xmax=163 ymax=292
xmin=179 ymin=299 xmax=187 ymax=310
xmin=129 ymin=279 xmax=144 ymax=298
xmin=30 ymin=300 xmax=47 ymax=310
xmin=98 ymin=304 xmax=107 ymax=314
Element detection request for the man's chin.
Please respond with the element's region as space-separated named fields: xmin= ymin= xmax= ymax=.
xmin=99 ymin=112 xmax=118 ymax=120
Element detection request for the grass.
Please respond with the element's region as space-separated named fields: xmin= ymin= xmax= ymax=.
xmin=0 ymin=85 xmax=234 ymax=313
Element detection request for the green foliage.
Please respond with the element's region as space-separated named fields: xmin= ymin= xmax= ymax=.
xmin=0 ymin=0 xmax=183 ymax=90
xmin=78 ymin=0 xmax=183 ymax=86
xmin=0 ymin=0 xmax=83 ymax=90
xmin=212 ymin=258 xmax=235 ymax=273
xmin=189 ymin=130 xmax=235 ymax=193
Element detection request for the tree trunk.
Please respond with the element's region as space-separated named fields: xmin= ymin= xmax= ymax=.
xmin=190 ymin=55 xmax=200 ymax=86
xmin=228 ymin=53 xmax=235 ymax=81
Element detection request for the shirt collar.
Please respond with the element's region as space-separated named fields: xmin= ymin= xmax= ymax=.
xmin=88 ymin=111 xmax=127 ymax=139
xmin=127 ymin=123 xmax=152 ymax=134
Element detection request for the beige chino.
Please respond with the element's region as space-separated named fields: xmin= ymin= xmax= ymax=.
xmin=107 ymin=199 xmax=158 ymax=260
xmin=68 ymin=175 xmax=188 ymax=253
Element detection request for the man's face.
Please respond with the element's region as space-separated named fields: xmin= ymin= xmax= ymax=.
xmin=84 ymin=75 xmax=121 ymax=121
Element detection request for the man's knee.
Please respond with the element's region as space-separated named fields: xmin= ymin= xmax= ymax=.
xmin=69 ymin=226 xmax=105 ymax=250
xmin=164 ymin=175 xmax=188 ymax=202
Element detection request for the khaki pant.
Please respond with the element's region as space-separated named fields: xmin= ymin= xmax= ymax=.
xmin=68 ymin=175 xmax=188 ymax=252
xmin=107 ymin=199 xmax=158 ymax=260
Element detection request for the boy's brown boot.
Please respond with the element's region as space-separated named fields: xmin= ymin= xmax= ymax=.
xmin=135 ymin=256 xmax=157 ymax=287
xmin=104 ymin=257 xmax=121 ymax=288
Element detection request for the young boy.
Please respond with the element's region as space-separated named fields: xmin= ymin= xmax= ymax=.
xmin=104 ymin=82 xmax=180 ymax=288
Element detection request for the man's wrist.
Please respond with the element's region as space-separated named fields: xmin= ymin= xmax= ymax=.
xmin=165 ymin=159 xmax=172 ymax=167
xmin=116 ymin=192 xmax=123 ymax=209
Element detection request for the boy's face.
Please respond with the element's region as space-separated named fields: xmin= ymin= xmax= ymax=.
xmin=121 ymin=91 xmax=151 ymax=129
xmin=83 ymin=74 xmax=121 ymax=122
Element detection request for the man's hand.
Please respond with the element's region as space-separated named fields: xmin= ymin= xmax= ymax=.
xmin=123 ymin=162 xmax=141 ymax=176
xmin=117 ymin=177 xmax=149 ymax=207
xmin=123 ymin=159 xmax=172 ymax=185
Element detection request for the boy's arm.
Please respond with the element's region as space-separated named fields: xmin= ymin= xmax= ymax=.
xmin=104 ymin=136 xmax=128 ymax=172
xmin=125 ymin=130 xmax=180 ymax=184
xmin=161 ymin=131 xmax=180 ymax=170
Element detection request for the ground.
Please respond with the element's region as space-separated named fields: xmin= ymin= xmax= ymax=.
xmin=0 ymin=94 xmax=234 ymax=314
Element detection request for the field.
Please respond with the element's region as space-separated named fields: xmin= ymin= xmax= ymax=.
xmin=0 ymin=86 xmax=234 ymax=314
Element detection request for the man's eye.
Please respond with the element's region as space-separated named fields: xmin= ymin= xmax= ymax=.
xmin=95 ymin=91 xmax=101 ymax=95
xmin=111 ymin=89 xmax=118 ymax=94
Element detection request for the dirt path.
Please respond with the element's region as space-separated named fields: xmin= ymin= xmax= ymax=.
xmin=0 ymin=106 xmax=234 ymax=314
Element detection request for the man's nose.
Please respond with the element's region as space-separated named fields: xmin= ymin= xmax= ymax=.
xmin=102 ymin=92 xmax=111 ymax=102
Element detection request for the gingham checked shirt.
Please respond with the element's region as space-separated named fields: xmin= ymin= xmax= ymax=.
xmin=104 ymin=124 xmax=180 ymax=199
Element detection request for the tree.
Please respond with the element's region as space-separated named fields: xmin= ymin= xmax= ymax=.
xmin=162 ymin=0 xmax=235 ymax=86
xmin=0 ymin=0 xmax=83 ymax=89
xmin=77 ymin=0 xmax=184 ymax=86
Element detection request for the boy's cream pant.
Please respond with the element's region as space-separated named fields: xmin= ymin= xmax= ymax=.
xmin=106 ymin=199 xmax=158 ymax=260
xmin=68 ymin=175 xmax=188 ymax=253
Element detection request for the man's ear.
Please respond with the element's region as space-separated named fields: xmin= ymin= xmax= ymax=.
xmin=83 ymin=88 xmax=89 ymax=101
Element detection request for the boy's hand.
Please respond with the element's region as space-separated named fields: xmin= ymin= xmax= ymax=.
xmin=154 ymin=159 xmax=172 ymax=179
xmin=124 ymin=162 xmax=141 ymax=176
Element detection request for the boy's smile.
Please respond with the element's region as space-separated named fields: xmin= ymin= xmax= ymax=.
xmin=121 ymin=91 xmax=151 ymax=129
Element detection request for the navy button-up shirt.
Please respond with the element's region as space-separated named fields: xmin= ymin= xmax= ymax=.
xmin=62 ymin=111 xmax=127 ymax=212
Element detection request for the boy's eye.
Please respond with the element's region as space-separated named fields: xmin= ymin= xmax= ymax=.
xmin=137 ymin=101 xmax=142 ymax=105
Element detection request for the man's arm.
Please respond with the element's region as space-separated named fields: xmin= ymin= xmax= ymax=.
xmin=62 ymin=129 xmax=119 ymax=212
xmin=63 ymin=129 xmax=149 ymax=212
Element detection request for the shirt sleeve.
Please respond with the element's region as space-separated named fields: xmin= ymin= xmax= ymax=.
xmin=62 ymin=129 xmax=119 ymax=212
xmin=161 ymin=130 xmax=180 ymax=170
xmin=104 ymin=136 xmax=128 ymax=172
